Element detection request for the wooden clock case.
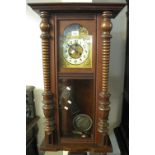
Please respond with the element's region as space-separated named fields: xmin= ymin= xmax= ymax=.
xmin=28 ymin=2 xmax=126 ymax=154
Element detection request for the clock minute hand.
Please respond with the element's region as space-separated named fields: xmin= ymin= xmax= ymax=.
xmin=68 ymin=44 xmax=77 ymax=52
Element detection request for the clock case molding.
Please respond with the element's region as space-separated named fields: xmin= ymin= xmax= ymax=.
xmin=28 ymin=2 xmax=126 ymax=153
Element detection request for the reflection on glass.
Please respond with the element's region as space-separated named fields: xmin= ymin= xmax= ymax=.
xmin=59 ymin=79 xmax=94 ymax=138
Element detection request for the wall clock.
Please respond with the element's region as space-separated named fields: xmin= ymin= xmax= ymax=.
xmin=28 ymin=2 xmax=126 ymax=155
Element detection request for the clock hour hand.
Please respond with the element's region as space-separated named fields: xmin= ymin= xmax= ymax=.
xmin=67 ymin=44 xmax=77 ymax=53
xmin=68 ymin=44 xmax=81 ymax=57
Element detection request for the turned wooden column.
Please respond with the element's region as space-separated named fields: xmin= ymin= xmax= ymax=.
xmin=40 ymin=11 xmax=55 ymax=144
xmin=97 ymin=11 xmax=112 ymax=145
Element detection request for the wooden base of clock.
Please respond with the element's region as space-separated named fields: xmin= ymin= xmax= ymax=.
xmin=40 ymin=136 xmax=112 ymax=153
xmin=68 ymin=152 xmax=107 ymax=155
xmin=68 ymin=153 xmax=107 ymax=155
xmin=68 ymin=152 xmax=87 ymax=155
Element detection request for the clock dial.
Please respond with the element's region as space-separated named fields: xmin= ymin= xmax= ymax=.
xmin=63 ymin=38 xmax=89 ymax=65
xmin=59 ymin=24 xmax=92 ymax=69
xmin=68 ymin=43 xmax=83 ymax=59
